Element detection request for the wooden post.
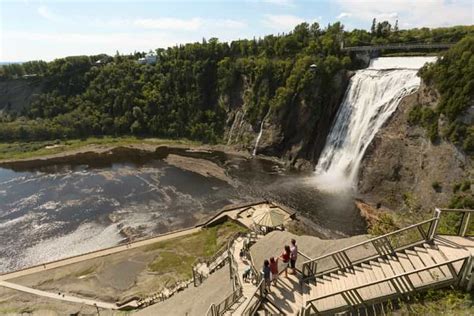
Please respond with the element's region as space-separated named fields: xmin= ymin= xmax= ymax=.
xmin=460 ymin=212 xmax=471 ymax=237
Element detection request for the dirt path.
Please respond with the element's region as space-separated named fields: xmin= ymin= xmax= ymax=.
xmin=0 ymin=280 xmax=121 ymax=309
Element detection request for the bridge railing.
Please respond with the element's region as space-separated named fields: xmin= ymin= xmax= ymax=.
xmin=342 ymin=43 xmax=455 ymax=52
xmin=305 ymin=256 xmax=470 ymax=314
xmin=432 ymin=208 xmax=474 ymax=237
xmin=301 ymin=218 xmax=438 ymax=281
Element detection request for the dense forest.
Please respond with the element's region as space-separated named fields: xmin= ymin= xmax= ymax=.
xmin=0 ymin=21 xmax=473 ymax=152
xmin=410 ymin=36 xmax=474 ymax=153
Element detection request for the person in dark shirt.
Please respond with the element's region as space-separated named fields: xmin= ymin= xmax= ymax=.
xmin=290 ymin=238 xmax=298 ymax=275
xmin=262 ymin=259 xmax=271 ymax=292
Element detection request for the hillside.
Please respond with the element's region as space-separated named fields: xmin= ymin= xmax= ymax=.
xmin=0 ymin=23 xmax=472 ymax=169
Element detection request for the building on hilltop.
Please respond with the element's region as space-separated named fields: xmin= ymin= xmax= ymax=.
xmin=138 ymin=53 xmax=157 ymax=65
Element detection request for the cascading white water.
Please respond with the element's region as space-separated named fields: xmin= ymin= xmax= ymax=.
xmin=253 ymin=120 xmax=265 ymax=156
xmin=314 ymin=57 xmax=436 ymax=191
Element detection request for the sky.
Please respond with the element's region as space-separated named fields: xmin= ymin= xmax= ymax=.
xmin=1 ymin=0 xmax=473 ymax=62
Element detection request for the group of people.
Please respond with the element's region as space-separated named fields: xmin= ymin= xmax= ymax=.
xmin=262 ymin=239 xmax=298 ymax=292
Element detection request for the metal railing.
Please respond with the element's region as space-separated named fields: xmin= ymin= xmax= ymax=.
xmin=343 ymin=42 xmax=455 ymax=52
xmin=301 ymin=217 xmax=438 ymax=281
xmin=242 ymin=278 xmax=266 ymax=316
xmin=433 ymin=208 xmax=474 ymax=237
xmin=206 ymin=232 xmax=246 ymax=316
xmin=304 ymin=256 xmax=470 ymax=314
xmin=193 ymin=232 xmax=244 ymax=287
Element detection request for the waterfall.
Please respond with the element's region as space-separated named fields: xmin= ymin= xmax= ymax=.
xmin=253 ymin=120 xmax=265 ymax=156
xmin=314 ymin=57 xmax=436 ymax=191
xmin=253 ymin=110 xmax=270 ymax=156
xmin=227 ymin=111 xmax=241 ymax=145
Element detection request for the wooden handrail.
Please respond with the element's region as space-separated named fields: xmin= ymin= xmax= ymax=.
xmin=242 ymin=279 xmax=265 ymax=316
xmin=298 ymin=250 xmax=312 ymax=261
xmin=306 ymin=256 xmax=469 ymax=304
xmin=302 ymin=217 xmax=437 ymax=267
xmin=438 ymin=208 xmax=474 ymax=213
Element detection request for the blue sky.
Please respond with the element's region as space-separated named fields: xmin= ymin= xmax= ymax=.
xmin=1 ymin=0 xmax=473 ymax=62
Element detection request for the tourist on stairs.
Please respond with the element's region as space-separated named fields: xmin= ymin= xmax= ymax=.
xmin=290 ymin=238 xmax=298 ymax=275
xmin=279 ymin=245 xmax=291 ymax=277
xmin=262 ymin=259 xmax=271 ymax=293
xmin=269 ymin=257 xmax=279 ymax=286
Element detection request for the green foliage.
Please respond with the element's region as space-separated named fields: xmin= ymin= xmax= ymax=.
xmin=146 ymin=220 xmax=247 ymax=279
xmin=368 ymin=213 xmax=399 ymax=236
xmin=414 ymin=36 xmax=474 ymax=153
xmin=398 ymin=289 xmax=474 ymax=315
xmin=1 ymin=24 xmax=472 ymax=145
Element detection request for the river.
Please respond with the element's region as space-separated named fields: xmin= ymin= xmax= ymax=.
xmin=0 ymin=147 xmax=366 ymax=273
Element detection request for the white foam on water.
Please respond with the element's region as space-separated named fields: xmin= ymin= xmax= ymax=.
xmin=17 ymin=222 xmax=123 ymax=269
xmin=369 ymin=56 xmax=437 ymax=69
xmin=38 ymin=201 xmax=60 ymax=210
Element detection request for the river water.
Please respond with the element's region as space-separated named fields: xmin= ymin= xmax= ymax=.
xmin=0 ymin=147 xmax=366 ymax=273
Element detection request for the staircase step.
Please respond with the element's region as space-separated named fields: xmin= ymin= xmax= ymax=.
xmin=369 ymin=260 xmax=395 ymax=295
xmin=414 ymin=246 xmax=450 ymax=282
xmin=351 ymin=266 xmax=376 ymax=301
xmin=435 ymin=242 xmax=470 ymax=273
xmin=382 ymin=257 xmax=411 ymax=293
xmin=422 ymin=244 xmax=454 ymax=279
xmin=360 ymin=262 xmax=384 ymax=300
xmin=404 ymin=249 xmax=435 ymax=284
xmin=395 ymin=253 xmax=423 ymax=287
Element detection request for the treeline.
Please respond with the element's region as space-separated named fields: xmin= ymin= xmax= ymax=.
xmin=0 ymin=22 xmax=473 ymax=144
xmin=409 ymin=35 xmax=474 ymax=154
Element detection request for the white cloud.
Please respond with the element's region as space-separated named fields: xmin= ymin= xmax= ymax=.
xmin=262 ymin=14 xmax=305 ymax=31
xmin=335 ymin=0 xmax=473 ymax=29
xmin=336 ymin=12 xmax=352 ymax=19
xmin=37 ymin=5 xmax=61 ymax=22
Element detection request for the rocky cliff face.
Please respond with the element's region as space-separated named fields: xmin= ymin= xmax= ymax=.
xmin=224 ymin=71 xmax=350 ymax=170
xmin=0 ymin=78 xmax=44 ymax=113
xmin=358 ymin=82 xmax=472 ymax=212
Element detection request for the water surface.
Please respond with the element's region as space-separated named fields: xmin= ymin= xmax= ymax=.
xmin=0 ymin=148 xmax=366 ymax=273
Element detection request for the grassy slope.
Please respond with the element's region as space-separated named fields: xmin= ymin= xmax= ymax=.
xmin=146 ymin=221 xmax=247 ymax=280
xmin=0 ymin=136 xmax=200 ymax=161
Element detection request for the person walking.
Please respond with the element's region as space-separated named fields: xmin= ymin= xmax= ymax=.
xmin=269 ymin=257 xmax=279 ymax=286
xmin=290 ymin=238 xmax=298 ymax=275
xmin=262 ymin=259 xmax=271 ymax=293
xmin=279 ymin=245 xmax=291 ymax=277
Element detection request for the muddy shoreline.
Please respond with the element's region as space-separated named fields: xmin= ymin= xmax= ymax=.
xmin=0 ymin=143 xmax=253 ymax=170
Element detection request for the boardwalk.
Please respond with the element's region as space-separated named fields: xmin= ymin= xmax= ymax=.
xmin=224 ymin=238 xmax=259 ymax=315
xmin=304 ymin=236 xmax=473 ymax=314
xmin=244 ymin=209 xmax=473 ymax=315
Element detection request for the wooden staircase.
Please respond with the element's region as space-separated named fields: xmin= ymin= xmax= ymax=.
xmin=216 ymin=208 xmax=473 ymax=316
xmin=303 ymin=238 xmax=472 ymax=315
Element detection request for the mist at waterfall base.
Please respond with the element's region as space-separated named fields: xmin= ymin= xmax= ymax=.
xmin=313 ymin=57 xmax=436 ymax=192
